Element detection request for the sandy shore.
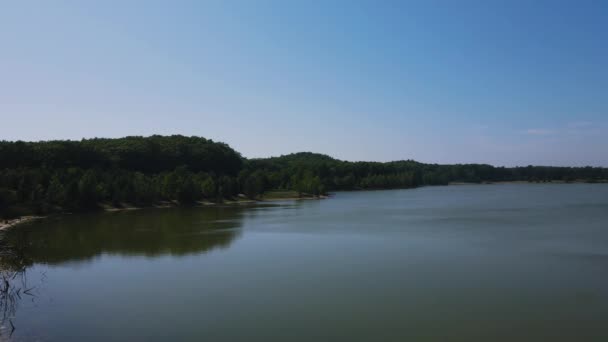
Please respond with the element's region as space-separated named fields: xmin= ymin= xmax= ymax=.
xmin=100 ymin=196 xmax=328 ymax=212
xmin=261 ymin=195 xmax=329 ymax=201
xmin=0 ymin=216 xmax=43 ymax=231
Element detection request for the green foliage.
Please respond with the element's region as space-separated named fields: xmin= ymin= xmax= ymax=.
xmin=217 ymin=176 xmax=237 ymax=201
xmin=200 ymin=177 xmax=216 ymax=199
xmin=1 ymin=135 xmax=607 ymax=217
xmin=0 ymin=135 xmax=243 ymax=175
xmin=247 ymin=153 xmax=608 ymax=192
xmin=239 ymin=170 xmax=266 ymax=199
xmin=78 ymin=170 xmax=102 ymax=208
xmin=173 ymin=167 xmax=200 ymax=205
xmin=46 ymin=175 xmax=66 ymax=206
xmin=0 ymin=189 xmax=17 ymax=219
xmin=291 ymin=173 xmax=324 ymax=197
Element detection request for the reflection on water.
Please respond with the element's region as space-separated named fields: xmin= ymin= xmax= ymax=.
xmin=1 ymin=185 xmax=608 ymax=341
xmin=0 ymin=234 xmax=35 ymax=340
xmin=0 ymin=204 xmax=271 ymax=339
xmin=2 ymin=206 xmax=262 ymax=265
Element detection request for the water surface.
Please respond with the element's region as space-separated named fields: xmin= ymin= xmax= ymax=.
xmin=3 ymin=184 xmax=608 ymax=341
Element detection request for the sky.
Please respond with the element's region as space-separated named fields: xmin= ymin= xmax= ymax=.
xmin=1 ymin=0 xmax=607 ymax=166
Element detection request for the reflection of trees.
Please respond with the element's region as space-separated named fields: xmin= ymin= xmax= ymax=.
xmin=3 ymin=206 xmax=251 ymax=265
xmin=0 ymin=234 xmax=35 ymax=339
xmin=0 ymin=205 xmax=265 ymax=338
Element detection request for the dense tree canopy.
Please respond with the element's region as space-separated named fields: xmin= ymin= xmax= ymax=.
xmin=0 ymin=135 xmax=242 ymax=174
xmin=244 ymin=152 xmax=608 ymax=190
xmin=1 ymin=136 xmax=607 ymax=218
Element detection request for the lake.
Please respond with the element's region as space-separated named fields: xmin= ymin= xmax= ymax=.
xmin=2 ymin=184 xmax=608 ymax=341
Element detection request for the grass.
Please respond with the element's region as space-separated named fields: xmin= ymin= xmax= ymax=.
xmin=261 ymin=190 xmax=302 ymax=200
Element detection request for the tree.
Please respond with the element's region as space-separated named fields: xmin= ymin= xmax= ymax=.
xmin=0 ymin=189 xmax=16 ymax=219
xmin=241 ymin=170 xmax=265 ymax=199
xmin=217 ymin=176 xmax=236 ymax=201
xmin=1 ymin=135 xmax=608 ymax=218
xmin=200 ymin=177 xmax=216 ymax=199
xmin=46 ymin=175 xmax=66 ymax=205
xmin=176 ymin=174 xmax=199 ymax=204
xmin=78 ymin=170 xmax=101 ymax=208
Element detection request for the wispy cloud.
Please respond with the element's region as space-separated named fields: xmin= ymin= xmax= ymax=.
xmin=567 ymin=121 xmax=593 ymax=129
xmin=523 ymin=121 xmax=603 ymax=138
xmin=565 ymin=121 xmax=603 ymax=137
xmin=524 ymin=128 xmax=556 ymax=136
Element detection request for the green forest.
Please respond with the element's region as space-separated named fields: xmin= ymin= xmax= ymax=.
xmin=1 ymin=135 xmax=607 ymax=218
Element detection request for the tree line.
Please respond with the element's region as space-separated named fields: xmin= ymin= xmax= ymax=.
xmin=1 ymin=135 xmax=607 ymax=218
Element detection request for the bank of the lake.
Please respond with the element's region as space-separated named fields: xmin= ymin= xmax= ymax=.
xmin=3 ymin=136 xmax=608 ymax=224
xmin=0 ymin=191 xmax=328 ymax=230
xmin=0 ymin=215 xmax=43 ymax=231
xmin=1 ymin=181 xmax=602 ymax=230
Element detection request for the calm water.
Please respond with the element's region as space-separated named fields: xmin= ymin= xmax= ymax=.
xmin=2 ymin=184 xmax=608 ymax=341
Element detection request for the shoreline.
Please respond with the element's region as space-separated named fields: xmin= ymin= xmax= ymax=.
xmin=2 ymin=181 xmax=604 ymax=230
xmin=104 ymin=195 xmax=329 ymax=212
xmin=0 ymin=216 xmax=44 ymax=231
xmin=449 ymin=180 xmax=608 ymax=185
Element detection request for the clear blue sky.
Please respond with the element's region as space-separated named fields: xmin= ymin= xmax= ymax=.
xmin=1 ymin=1 xmax=607 ymax=166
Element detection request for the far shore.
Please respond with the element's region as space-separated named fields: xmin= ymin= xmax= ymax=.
xmin=449 ymin=179 xmax=608 ymax=185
